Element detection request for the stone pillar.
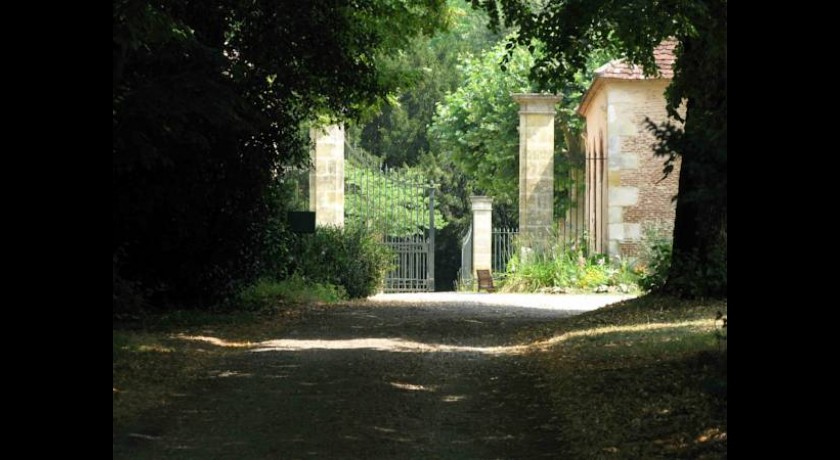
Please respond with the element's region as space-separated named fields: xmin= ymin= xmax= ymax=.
xmin=470 ymin=196 xmax=493 ymax=276
xmin=309 ymin=124 xmax=345 ymax=227
xmin=512 ymin=93 xmax=562 ymax=252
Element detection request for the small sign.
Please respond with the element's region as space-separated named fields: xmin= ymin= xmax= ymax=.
xmin=288 ymin=211 xmax=315 ymax=234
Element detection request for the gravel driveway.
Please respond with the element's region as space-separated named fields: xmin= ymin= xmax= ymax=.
xmin=114 ymin=293 xmax=634 ymax=459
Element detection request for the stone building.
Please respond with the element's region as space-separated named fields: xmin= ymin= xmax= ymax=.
xmin=577 ymin=40 xmax=682 ymax=257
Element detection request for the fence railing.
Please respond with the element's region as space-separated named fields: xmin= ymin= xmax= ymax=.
xmin=492 ymin=227 xmax=518 ymax=274
xmin=457 ymin=226 xmax=473 ymax=289
xmin=458 ymin=225 xmax=519 ymax=289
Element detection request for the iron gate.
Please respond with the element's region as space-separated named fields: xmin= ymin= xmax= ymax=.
xmin=345 ymin=144 xmax=435 ymax=292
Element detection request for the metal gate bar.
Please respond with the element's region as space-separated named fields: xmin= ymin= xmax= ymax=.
xmin=344 ymin=143 xmax=435 ymax=292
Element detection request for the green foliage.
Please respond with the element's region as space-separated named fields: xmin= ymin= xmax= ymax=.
xmin=635 ymin=225 xmax=725 ymax=297
xmin=471 ymin=0 xmax=727 ymax=298
xmin=238 ymin=276 xmax=347 ymax=312
xmin=287 ymin=226 xmax=395 ymax=299
xmin=428 ymin=37 xmax=614 ymax=226
xmin=256 ymin=173 xmax=313 ymax=282
xmin=347 ymin=3 xmax=509 ymax=290
xmin=353 ymin=1 xmax=504 ymax=167
xmin=666 ymin=245 xmax=728 ymax=299
xmin=500 ymin=233 xmax=639 ymax=293
xmin=637 ymin=231 xmax=673 ymax=293
xmin=344 ymin=157 xmax=447 ymax=237
xmin=113 ymin=0 xmax=451 ymax=309
xmin=256 ymin=171 xmax=399 ymax=301
xmin=429 ymin=38 xmax=535 ymax=211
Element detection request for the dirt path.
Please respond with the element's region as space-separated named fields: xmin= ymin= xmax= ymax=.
xmin=114 ymin=294 xmax=632 ymax=459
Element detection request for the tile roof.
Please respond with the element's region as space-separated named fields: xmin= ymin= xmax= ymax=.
xmin=593 ymin=39 xmax=677 ymax=80
xmin=577 ymin=39 xmax=677 ymax=116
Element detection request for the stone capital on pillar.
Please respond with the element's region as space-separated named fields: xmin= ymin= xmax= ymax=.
xmin=469 ymin=195 xmax=493 ymax=212
xmin=511 ymin=93 xmax=562 ymax=115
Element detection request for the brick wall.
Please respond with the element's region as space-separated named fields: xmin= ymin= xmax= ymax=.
xmin=603 ymin=79 xmax=682 ymax=258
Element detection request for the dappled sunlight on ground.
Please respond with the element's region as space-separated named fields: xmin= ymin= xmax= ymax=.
xmin=174 ymin=318 xmax=713 ymax=357
xmin=174 ymin=335 xmax=254 ymax=348
xmin=695 ymin=427 xmax=727 ymax=444
xmin=368 ymin=292 xmax=636 ymax=311
xmin=206 ymin=370 xmax=252 ymax=378
xmin=389 ymin=381 xmax=436 ymax=392
xmin=252 ymin=337 xmax=525 ymax=354
xmin=116 ymin=296 xmax=726 ymax=459
xmin=528 ymin=319 xmax=714 ymax=351
xmin=135 ymin=344 xmax=175 ymax=353
xmin=176 ymin=333 xmax=525 ymax=354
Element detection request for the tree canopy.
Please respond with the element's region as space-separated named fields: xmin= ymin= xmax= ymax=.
xmin=429 ymin=39 xmax=533 ymax=213
xmin=470 ymin=0 xmax=727 ymax=297
xmin=353 ymin=1 xmax=503 ymax=167
xmin=113 ymin=0 xmax=451 ymax=308
xmin=428 ymin=36 xmax=613 ymax=227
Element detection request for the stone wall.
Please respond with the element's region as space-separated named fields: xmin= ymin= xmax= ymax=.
xmin=603 ymin=79 xmax=681 ymax=257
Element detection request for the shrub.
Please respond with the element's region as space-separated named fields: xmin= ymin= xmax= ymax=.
xmin=665 ymin=245 xmax=727 ymax=298
xmin=579 ymin=264 xmax=611 ymax=288
xmin=498 ymin=234 xmax=639 ymax=293
xmin=286 ymin=225 xmax=394 ymax=299
xmin=238 ymin=276 xmax=347 ymax=312
xmin=637 ymin=232 xmax=673 ymax=292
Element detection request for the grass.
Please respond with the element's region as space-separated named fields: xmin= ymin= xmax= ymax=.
xmin=237 ymin=275 xmax=347 ymax=312
xmin=521 ymin=294 xmax=727 ymax=459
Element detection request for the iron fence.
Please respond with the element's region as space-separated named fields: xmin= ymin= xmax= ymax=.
xmin=492 ymin=227 xmax=518 ymax=274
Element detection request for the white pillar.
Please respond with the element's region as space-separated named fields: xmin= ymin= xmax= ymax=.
xmin=309 ymin=124 xmax=345 ymax=227
xmin=470 ymin=196 xmax=493 ymax=276
xmin=512 ymin=93 xmax=561 ymax=251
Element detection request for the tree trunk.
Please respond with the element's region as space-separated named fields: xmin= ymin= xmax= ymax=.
xmin=665 ymin=134 xmax=727 ymax=297
xmin=663 ymin=2 xmax=727 ymax=298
